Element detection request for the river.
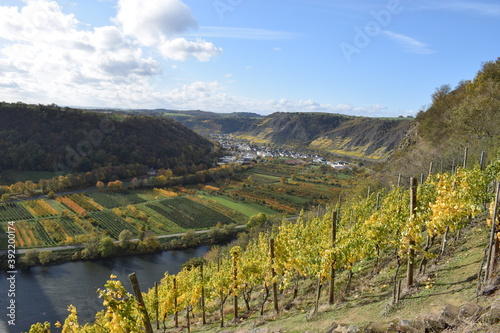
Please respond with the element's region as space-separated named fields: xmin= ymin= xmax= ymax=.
xmin=0 ymin=246 xmax=211 ymax=333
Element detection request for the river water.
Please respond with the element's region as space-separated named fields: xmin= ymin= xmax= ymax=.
xmin=0 ymin=246 xmax=210 ymax=333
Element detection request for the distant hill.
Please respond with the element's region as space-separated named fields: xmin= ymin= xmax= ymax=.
xmin=157 ymin=110 xmax=412 ymax=160
xmin=0 ymin=103 xmax=216 ymax=173
xmin=159 ymin=110 xmax=264 ymax=134
xmin=232 ymin=113 xmax=412 ymax=160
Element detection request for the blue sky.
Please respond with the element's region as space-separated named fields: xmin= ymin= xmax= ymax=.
xmin=0 ymin=0 xmax=499 ymax=117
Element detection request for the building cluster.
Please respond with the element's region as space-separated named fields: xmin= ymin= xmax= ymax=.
xmin=213 ymin=134 xmax=352 ymax=170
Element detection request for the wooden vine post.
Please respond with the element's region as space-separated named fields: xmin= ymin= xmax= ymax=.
xmin=329 ymin=211 xmax=338 ymax=305
xmin=480 ymin=151 xmax=486 ymax=170
xmin=231 ymin=247 xmax=240 ymax=320
xmin=200 ymin=264 xmax=206 ymax=325
xmin=155 ymin=282 xmax=159 ymax=330
xmin=270 ymin=238 xmax=279 ymax=313
xmin=128 ymin=273 xmax=153 ymax=333
xmin=173 ymin=277 xmax=179 ymax=328
xmin=218 ymin=255 xmax=225 ymax=328
xmin=463 ymin=146 xmax=468 ymax=169
xmin=486 ymin=182 xmax=500 ymax=283
xmin=407 ymin=177 xmax=418 ymax=288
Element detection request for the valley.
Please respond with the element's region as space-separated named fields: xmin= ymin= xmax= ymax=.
xmin=0 ymin=157 xmax=358 ymax=262
xmin=1 ymin=58 xmax=500 ymax=333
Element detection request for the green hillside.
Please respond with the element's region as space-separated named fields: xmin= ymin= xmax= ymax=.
xmin=0 ymin=103 xmax=216 ymax=173
xmin=388 ymin=58 xmax=500 ymax=178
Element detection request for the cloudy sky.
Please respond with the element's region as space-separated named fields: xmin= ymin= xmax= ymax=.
xmin=0 ymin=0 xmax=499 ymax=116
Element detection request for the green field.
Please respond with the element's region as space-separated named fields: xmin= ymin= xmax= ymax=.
xmin=200 ymin=194 xmax=281 ymax=217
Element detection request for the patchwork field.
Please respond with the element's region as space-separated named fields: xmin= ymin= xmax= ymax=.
xmin=0 ymin=161 xmax=355 ymax=248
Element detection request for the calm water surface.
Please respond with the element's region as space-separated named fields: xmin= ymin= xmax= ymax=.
xmin=0 ymin=246 xmax=210 ymax=333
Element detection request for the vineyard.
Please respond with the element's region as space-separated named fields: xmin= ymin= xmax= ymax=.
xmin=28 ymin=160 xmax=500 ymax=332
xmin=221 ymin=161 xmax=349 ymax=213
xmin=88 ymin=191 xmax=146 ymax=209
xmin=0 ymin=191 xmax=245 ymax=247
xmin=0 ymin=160 xmax=346 ymax=249
xmin=0 ymin=202 xmax=33 ymax=222
xmin=90 ymin=211 xmax=139 ymax=239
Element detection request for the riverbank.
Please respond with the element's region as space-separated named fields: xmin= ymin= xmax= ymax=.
xmin=0 ymin=244 xmax=213 ymax=333
xmin=0 ymin=224 xmax=242 ymax=270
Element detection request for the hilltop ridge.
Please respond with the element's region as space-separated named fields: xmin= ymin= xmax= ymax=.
xmin=153 ymin=110 xmax=412 ymax=160
xmin=0 ymin=102 xmax=217 ymax=174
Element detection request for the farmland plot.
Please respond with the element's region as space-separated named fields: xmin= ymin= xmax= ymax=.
xmin=0 ymin=202 xmax=33 ymax=222
xmin=89 ymin=211 xmax=138 ymax=239
xmin=148 ymin=197 xmax=235 ymax=229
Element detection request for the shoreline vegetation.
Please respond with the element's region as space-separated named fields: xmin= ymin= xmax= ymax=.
xmin=0 ymin=223 xmax=242 ymax=270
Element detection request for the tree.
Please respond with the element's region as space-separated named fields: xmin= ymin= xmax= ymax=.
xmin=96 ymin=181 xmax=105 ymax=189
xmin=1 ymin=193 xmax=10 ymax=202
xmin=21 ymin=249 xmax=38 ymax=267
xmin=246 ymin=213 xmax=268 ymax=230
xmin=181 ymin=230 xmax=197 ymax=247
xmin=107 ymin=180 xmax=123 ymax=191
xmin=81 ymin=236 xmax=100 ymax=259
xmin=99 ymin=236 xmax=117 ymax=258
xmin=158 ymin=168 xmax=173 ymax=179
xmin=38 ymin=250 xmax=55 ymax=266
xmin=280 ymin=176 xmax=288 ymax=184
xmin=130 ymin=178 xmax=139 ymax=189
xmin=119 ymin=230 xmax=133 ymax=251
xmin=140 ymin=232 xmax=160 ymax=252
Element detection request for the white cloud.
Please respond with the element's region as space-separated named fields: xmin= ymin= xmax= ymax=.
xmin=382 ymin=30 xmax=434 ymax=54
xmin=0 ymin=0 xmax=224 ymax=108
xmin=114 ymin=0 xmax=197 ymax=46
xmin=156 ymin=82 xmax=389 ymax=116
xmin=0 ymin=0 xmax=393 ymax=117
xmin=0 ymin=0 xmax=78 ymax=42
xmin=113 ymin=0 xmax=220 ymax=62
xmin=0 ymin=0 xmax=162 ymax=106
xmin=159 ymin=38 xmax=222 ymax=62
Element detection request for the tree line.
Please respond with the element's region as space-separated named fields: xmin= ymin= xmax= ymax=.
xmin=0 ymin=102 xmax=217 ymax=173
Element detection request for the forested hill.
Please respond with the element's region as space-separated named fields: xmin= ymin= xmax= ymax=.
xmin=388 ymin=57 xmax=500 ymax=177
xmin=235 ymin=113 xmax=412 ymax=160
xmin=0 ymin=102 xmax=215 ymax=173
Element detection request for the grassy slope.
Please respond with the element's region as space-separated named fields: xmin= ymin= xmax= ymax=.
xmin=189 ymin=215 xmax=497 ymax=332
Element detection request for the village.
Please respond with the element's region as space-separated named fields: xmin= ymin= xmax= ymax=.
xmin=212 ymin=134 xmax=352 ymax=170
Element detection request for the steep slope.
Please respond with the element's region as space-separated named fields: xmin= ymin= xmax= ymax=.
xmin=0 ymin=103 xmax=215 ymax=172
xmin=387 ymin=57 xmax=500 ymax=178
xmin=236 ymin=112 xmax=412 ymax=159
xmin=138 ymin=109 xmax=411 ymax=160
